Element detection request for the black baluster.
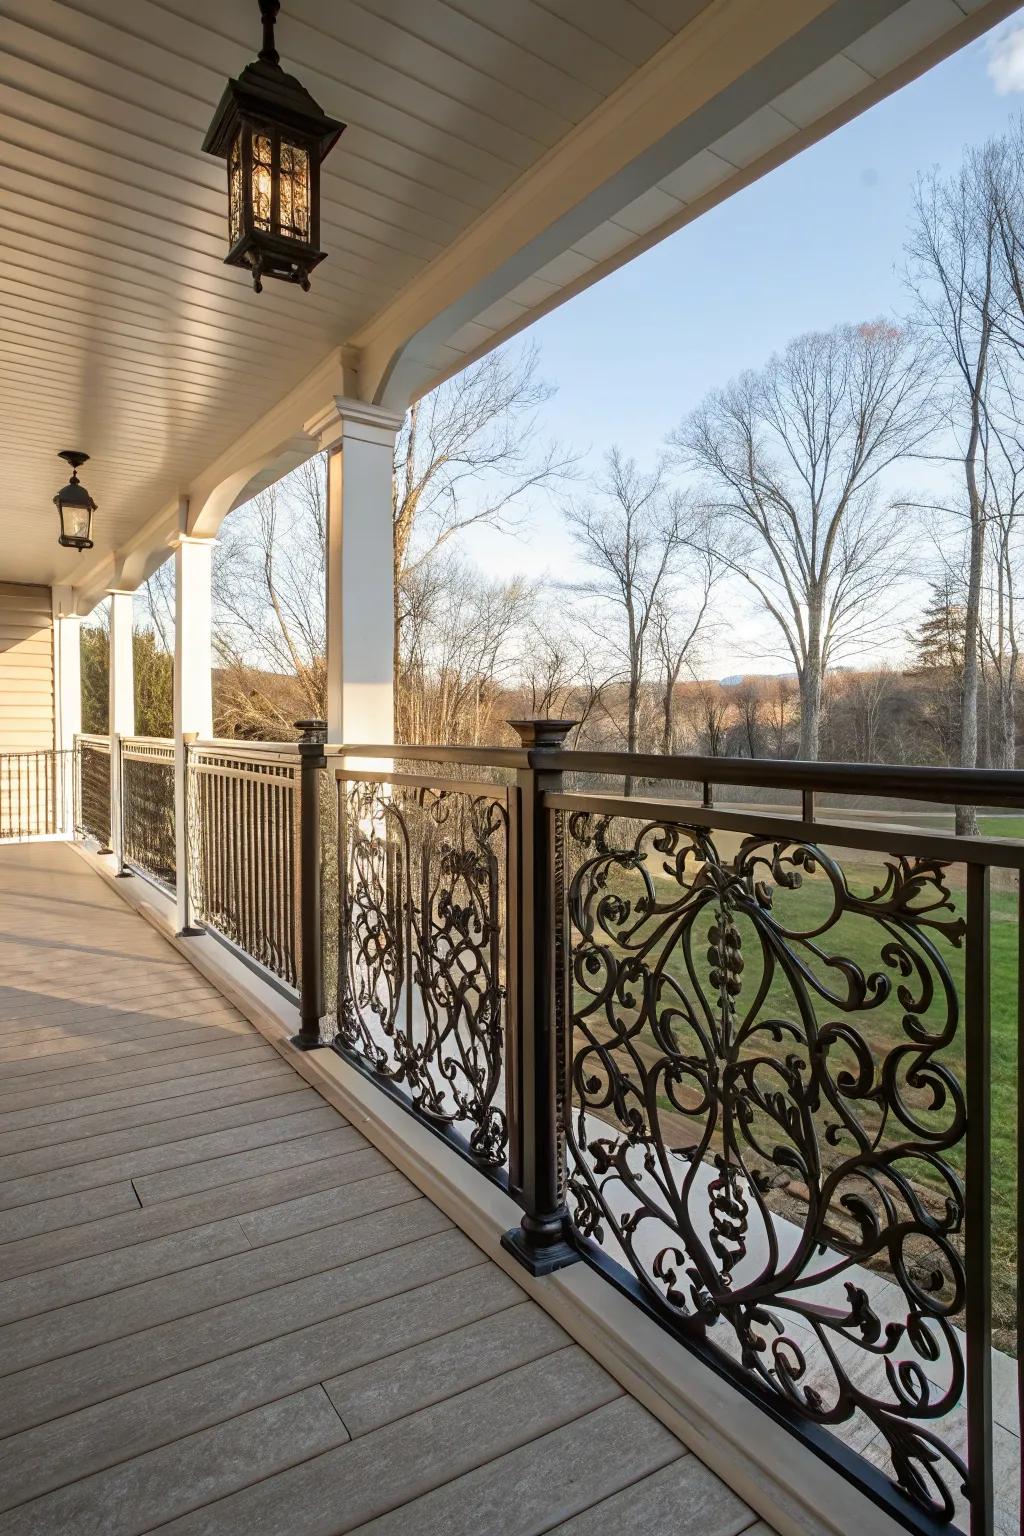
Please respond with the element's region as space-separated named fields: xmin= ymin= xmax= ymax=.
xmin=292 ymin=720 xmax=328 ymax=1050
xmin=501 ymin=718 xmax=580 ymax=1276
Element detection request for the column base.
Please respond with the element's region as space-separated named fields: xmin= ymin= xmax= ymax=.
xmin=500 ymin=1224 xmax=580 ymax=1277
xmin=290 ymin=1031 xmax=328 ymax=1052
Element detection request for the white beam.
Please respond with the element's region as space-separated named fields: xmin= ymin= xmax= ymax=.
xmin=307 ymin=399 xmax=404 ymax=745
xmin=108 ymin=588 xmax=135 ymax=867
xmin=173 ymin=533 xmax=214 ymax=933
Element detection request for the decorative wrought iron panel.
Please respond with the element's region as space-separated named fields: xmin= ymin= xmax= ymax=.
xmin=336 ymin=774 xmax=510 ymax=1171
xmin=77 ymin=739 xmax=111 ymax=847
xmin=560 ymin=805 xmax=981 ymax=1531
xmin=187 ymin=747 xmax=299 ymax=988
xmin=121 ymin=740 xmax=175 ymax=888
xmin=0 ymin=750 xmax=66 ymax=838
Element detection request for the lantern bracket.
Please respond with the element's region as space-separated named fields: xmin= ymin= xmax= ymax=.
xmin=57 ymin=450 xmax=90 ymax=475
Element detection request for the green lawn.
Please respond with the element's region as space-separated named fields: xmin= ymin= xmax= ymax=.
xmin=576 ymin=835 xmax=1019 ymax=1348
xmin=979 ymin=815 xmax=1024 ymax=841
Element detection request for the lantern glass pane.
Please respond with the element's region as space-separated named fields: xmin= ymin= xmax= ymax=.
xmin=252 ymin=133 xmax=273 ymax=231
xmin=59 ymin=502 xmax=91 ymax=544
xmin=228 ymin=131 xmax=243 ymax=244
xmin=279 ymin=139 xmax=310 ymax=241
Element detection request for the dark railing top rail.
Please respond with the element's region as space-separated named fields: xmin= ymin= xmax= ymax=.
xmin=190 ymin=739 xmax=302 ymax=765
xmin=332 ymin=741 xmax=1024 ymax=808
xmin=544 ymin=748 xmax=1024 ymax=806
xmin=333 ymin=742 xmax=531 ymax=769
xmin=546 ymin=788 xmax=1024 ymax=869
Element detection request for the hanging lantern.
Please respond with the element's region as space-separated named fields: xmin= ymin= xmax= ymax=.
xmin=202 ymin=0 xmax=344 ymax=293
xmin=52 ymin=451 xmax=96 ymax=552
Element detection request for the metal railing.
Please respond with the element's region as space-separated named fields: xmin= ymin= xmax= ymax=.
xmin=75 ymin=734 xmax=111 ymax=848
xmin=323 ymin=731 xmax=1023 ymax=1536
xmin=336 ymin=763 xmax=512 ymax=1172
xmin=62 ymin=717 xmax=1023 ymax=1536
xmin=0 ymin=749 xmax=71 ymax=839
xmin=185 ymin=737 xmax=302 ymax=990
xmin=120 ymin=736 xmax=175 ymax=888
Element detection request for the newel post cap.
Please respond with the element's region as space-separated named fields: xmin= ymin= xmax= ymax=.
xmin=295 ymin=719 xmax=327 ymax=747
xmin=507 ymin=718 xmax=578 ymax=750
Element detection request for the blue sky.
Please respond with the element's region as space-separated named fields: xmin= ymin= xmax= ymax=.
xmin=461 ymin=7 xmax=1024 ymax=677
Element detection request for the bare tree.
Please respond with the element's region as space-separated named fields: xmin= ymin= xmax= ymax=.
xmin=729 ymin=676 xmax=766 ymax=758
xmin=563 ymin=449 xmax=710 ymax=789
xmin=161 ymin=344 xmax=572 ymax=743
xmin=679 ymin=680 xmax=730 ymax=757
xmin=653 ymin=547 xmax=716 ymax=755
xmin=670 ymin=323 xmax=933 ymax=761
xmin=974 ymin=381 xmax=1024 ymax=769
xmin=211 ymin=458 xmax=328 ymax=732
xmin=393 ymin=342 xmax=575 ymax=716
xmin=763 ymin=676 xmax=798 ymax=757
xmin=398 ymin=553 xmax=535 ymax=746
xmin=907 ymin=149 xmax=1006 ymax=829
xmin=518 ymin=610 xmax=615 ymax=745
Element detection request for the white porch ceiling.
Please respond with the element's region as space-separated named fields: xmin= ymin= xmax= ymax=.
xmin=0 ymin=0 xmax=1016 ymax=602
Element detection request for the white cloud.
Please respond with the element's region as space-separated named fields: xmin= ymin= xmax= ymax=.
xmin=988 ymin=24 xmax=1024 ymax=94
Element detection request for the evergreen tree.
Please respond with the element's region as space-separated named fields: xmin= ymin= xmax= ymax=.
xmin=910 ymin=579 xmax=966 ymax=763
xmin=79 ymin=625 xmax=173 ymax=737
xmin=912 ymin=578 xmax=966 ymax=675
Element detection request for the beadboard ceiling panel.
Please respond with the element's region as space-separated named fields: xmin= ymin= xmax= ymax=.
xmin=0 ymin=0 xmax=1013 ymax=597
xmin=1 ymin=0 xmax=685 ymax=591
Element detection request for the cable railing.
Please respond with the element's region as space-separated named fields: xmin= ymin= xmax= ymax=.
xmin=75 ymin=734 xmax=111 ymax=849
xmin=120 ymin=736 xmax=175 ymax=889
xmin=0 ymin=749 xmax=71 ymax=839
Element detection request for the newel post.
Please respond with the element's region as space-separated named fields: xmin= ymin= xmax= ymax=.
xmin=293 ymin=719 xmax=328 ymax=1051
xmin=502 ymin=718 xmax=581 ymax=1276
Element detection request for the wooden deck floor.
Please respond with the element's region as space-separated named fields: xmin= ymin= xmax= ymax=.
xmin=0 ymin=842 xmax=764 ymax=1536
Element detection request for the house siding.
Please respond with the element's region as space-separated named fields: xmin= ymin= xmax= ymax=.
xmin=0 ymin=583 xmax=55 ymax=751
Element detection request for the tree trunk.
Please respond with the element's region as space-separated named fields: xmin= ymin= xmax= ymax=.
xmin=662 ymin=681 xmax=674 ymax=756
xmin=957 ymin=455 xmax=985 ymax=837
xmin=997 ymin=654 xmax=1017 ymax=769
xmin=798 ymin=611 xmax=823 ymax=760
xmin=624 ymin=665 xmax=639 ymax=796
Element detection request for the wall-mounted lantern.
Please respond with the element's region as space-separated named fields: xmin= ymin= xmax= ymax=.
xmin=52 ymin=451 xmax=96 ymax=552
xmin=202 ymin=0 xmax=344 ymax=294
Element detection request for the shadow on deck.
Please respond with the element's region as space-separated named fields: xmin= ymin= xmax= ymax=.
xmin=0 ymin=842 xmax=761 ymax=1536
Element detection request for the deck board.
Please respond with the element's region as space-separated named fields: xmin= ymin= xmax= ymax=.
xmin=0 ymin=842 xmax=757 ymax=1534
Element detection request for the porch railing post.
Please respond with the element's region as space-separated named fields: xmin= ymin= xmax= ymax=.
xmin=502 ymin=717 xmax=580 ymax=1276
xmin=175 ymin=731 xmax=200 ymax=934
xmin=292 ymin=719 xmax=328 ymax=1051
xmin=110 ymin=731 xmax=130 ymax=875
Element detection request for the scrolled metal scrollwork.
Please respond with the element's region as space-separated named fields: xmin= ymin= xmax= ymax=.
xmin=337 ymin=777 xmax=509 ymax=1168
xmin=563 ymin=809 xmax=970 ymax=1524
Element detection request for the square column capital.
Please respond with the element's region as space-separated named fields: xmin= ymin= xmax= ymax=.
xmin=304 ymin=396 xmax=405 ymax=453
xmin=52 ymin=585 xmax=85 ymax=622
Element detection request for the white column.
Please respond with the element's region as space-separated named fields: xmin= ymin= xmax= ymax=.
xmin=108 ymin=589 xmax=135 ymax=866
xmin=311 ymin=400 xmax=403 ymax=745
xmin=173 ymin=534 xmax=214 ymax=932
xmin=51 ymin=587 xmax=82 ymax=836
